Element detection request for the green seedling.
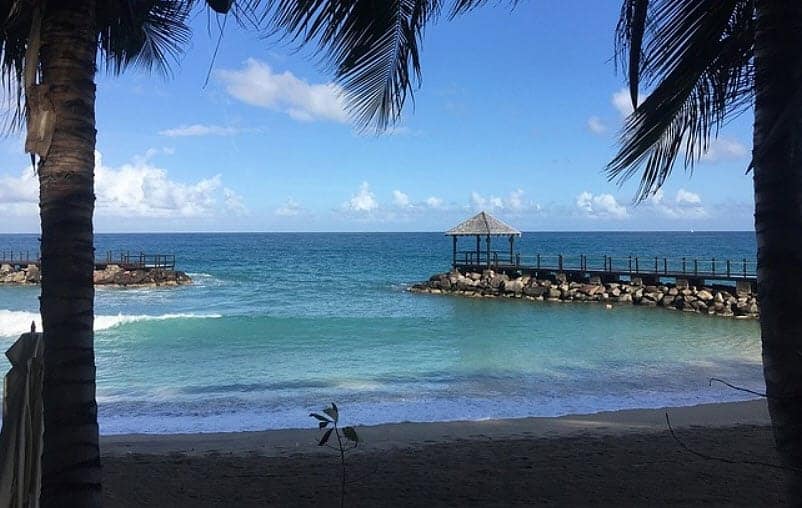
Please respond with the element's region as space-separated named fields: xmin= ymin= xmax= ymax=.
xmin=310 ymin=403 xmax=360 ymax=508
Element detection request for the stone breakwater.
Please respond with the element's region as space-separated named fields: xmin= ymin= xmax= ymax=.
xmin=0 ymin=263 xmax=191 ymax=287
xmin=410 ymin=269 xmax=759 ymax=319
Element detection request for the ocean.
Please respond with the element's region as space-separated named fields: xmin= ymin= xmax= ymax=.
xmin=0 ymin=232 xmax=763 ymax=434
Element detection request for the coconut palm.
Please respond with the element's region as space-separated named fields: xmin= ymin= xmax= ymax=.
xmin=609 ymin=0 xmax=802 ymax=496
xmin=0 ymin=0 xmax=477 ymax=505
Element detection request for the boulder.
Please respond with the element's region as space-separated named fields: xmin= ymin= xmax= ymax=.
xmin=503 ymin=279 xmax=524 ymax=294
xmin=25 ymin=264 xmax=40 ymax=283
xmin=0 ymin=263 xmax=12 ymax=274
xmin=523 ymin=285 xmax=546 ymax=297
xmin=696 ymin=290 xmax=714 ymax=301
xmin=489 ymin=274 xmax=509 ymax=289
xmin=547 ymin=288 xmax=561 ymax=300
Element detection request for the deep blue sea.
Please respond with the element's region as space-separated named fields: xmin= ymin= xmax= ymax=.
xmin=0 ymin=232 xmax=763 ymax=434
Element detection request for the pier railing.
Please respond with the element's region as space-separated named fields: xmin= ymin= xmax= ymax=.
xmin=456 ymin=251 xmax=757 ymax=282
xmin=0 ymin=250 xmax=40 ymax=267
xmin=0 ymin=250 xmax=176 ymax=270
xmin=100 ymin=251 xmax=176 ymax=270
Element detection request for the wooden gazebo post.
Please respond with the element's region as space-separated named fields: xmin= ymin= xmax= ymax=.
xmin=445 ymin=211 xmax=521 ymax=272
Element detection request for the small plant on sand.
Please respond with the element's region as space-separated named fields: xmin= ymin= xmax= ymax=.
xmin=310 ymin=403 xmax=360 ymax=508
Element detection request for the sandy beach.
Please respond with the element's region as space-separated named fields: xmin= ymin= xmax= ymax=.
xmin=101 ymin=399 xmax=788 ymax=506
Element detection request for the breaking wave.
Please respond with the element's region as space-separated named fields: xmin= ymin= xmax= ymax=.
xmin=0 ymin=309 xmax=222 ymax=337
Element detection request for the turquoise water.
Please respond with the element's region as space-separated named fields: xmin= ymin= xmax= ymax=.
xmin=0 ymin=232 xmax=762 ymax=434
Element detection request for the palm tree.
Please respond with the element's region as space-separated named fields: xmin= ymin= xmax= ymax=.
xmin=0 ymin=0 xmax=473 ymax=505
xmin=609 ymin=0 xmax=802 ymax=496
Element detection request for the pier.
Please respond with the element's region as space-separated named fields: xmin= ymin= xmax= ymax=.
xmin=412 ymin=211 xmax=761 ymax=319
xmin=0 ymin=250 xmax=189 ymax=286
xmin=0 ymin=250 xmax=176 ymax=271
xmin=454 ymin=252 xmax=757 ymax=291
xmin=447 ymin=211 xmax=756 ymax=291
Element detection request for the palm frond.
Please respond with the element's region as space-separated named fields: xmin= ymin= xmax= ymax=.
xmin=262 ymin=0 xmax=443 ymax=131
xmin=607 ymin=0 xmax=754 ymax=201
xmin=0 ymin=0 xmax=34 ymax=133
xmin=187 ymin=0 xmax=267 ymax=29
xmin=450 ymin=0 xmax=514 ymax=17
xmin=97 ymin=0 xmax=192 ymax=77
xmin=614 ymin=0 xmax=650 ymax=109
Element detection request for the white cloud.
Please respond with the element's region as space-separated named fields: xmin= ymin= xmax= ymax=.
xmin=93 ymin=152 xmax=246 ymax=218
xmin=576 ymin=191 xmax=628 ymax=219
xmin=507 ymin=189 xmax=525 ymax=211
xmin=470 ymin=189 xmax=532 ymax=212
xmin=701 ymin=137 xmax=748 ymax=163
xmin=223 ymin=188 xmax=247 ymax=215
xmin=217 ymin=59 xmax=348 ymax=124
xmin=0 ymin=151 xmax=248 ymax=219
xmin=587 ymin=116 xmax=607 ymax=135
xmin=392 ymin=190 xmax=410 ymax=207
xmin=0 ymin=167 xmax=38 ymax=204
xmin=612 ymin=87 xmax=645 ymax=118
xmin=612 ymin=88 xmax=634 ymax=117
xmin=645 ymin=188 xmax=706 ymax=219
xmin=159 ymin=124 xmax=243 ymax=137
xmin=676 ymin=188 xmax=701 ymax=205
xmin=425 ymin=196 xmax=443 ymax=208
xmin=345 ymin=182 xmax=378 ymax=212
xmin=275 ymin=197 xmax=304 ymax=217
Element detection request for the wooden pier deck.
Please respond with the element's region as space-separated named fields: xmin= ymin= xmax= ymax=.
xmin=454 ymin=251 xmax=757 ymax=288
xmin=0 ymin=250 xmax=176 ymax=271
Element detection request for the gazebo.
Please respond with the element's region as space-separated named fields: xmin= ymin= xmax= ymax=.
xmin=446 ymin=211 xmax=521 ymax=268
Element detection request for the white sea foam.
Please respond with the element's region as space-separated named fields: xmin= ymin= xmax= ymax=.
xmin=0 ymin=309 xmax=222 ymax=337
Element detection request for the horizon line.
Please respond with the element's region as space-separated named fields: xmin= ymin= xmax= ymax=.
xmin=0 ymin=229 xmax=756 ymax=235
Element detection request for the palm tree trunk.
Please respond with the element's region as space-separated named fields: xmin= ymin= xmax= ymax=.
xmin=754 ymin=0 xmax=802 ymax=499
xmin=36 ymin=1 xmax=101 ymax=506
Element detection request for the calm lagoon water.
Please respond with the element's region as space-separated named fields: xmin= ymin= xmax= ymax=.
xmin=0 ymin=232 xmax=762 ymax=434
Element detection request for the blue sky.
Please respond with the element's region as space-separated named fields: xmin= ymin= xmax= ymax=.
xmin=0 ymin=1 xmax=755 ymax=232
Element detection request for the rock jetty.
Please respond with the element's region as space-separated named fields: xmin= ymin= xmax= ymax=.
xmin=0 ymin=263 xmax=191 ymax=287
xmin=410 ymin=268 xmax=759 ymax=319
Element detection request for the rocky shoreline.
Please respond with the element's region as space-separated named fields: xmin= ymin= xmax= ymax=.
xmin=0 ymin=263 xmax=192 ymax=287
xmin=410 ymin=268 xmax=759 ymax=319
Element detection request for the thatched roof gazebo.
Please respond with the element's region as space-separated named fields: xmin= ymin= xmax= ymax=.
xmin=446 ymin=211 xmax=521 ymax=268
